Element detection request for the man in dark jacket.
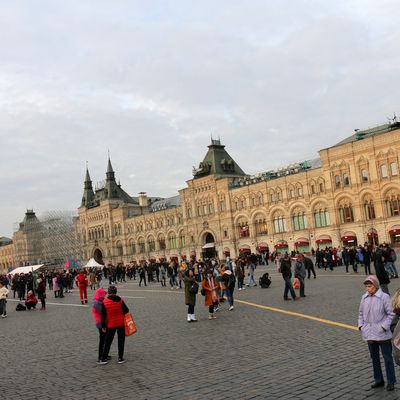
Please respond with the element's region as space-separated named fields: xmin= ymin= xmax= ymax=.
xmin=280 ymin=253 xmax=296 ymax=301
xmin=303 ymin=255 xmax=316 ymax=279
xmin=374 ymin=246 xmax=391 ymax=294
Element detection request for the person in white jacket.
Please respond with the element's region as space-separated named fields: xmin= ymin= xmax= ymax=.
xmin=0 ymin=281 xmax=10 ymax=318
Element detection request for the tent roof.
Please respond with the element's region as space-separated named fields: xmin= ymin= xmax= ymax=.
xmin=84 ymin=258 xmax=104 ymax=268
xmin=10 ymin=264 xmax=45 ymax=275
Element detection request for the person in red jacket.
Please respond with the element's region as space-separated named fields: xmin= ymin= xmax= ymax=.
xmin=75 ymin=271 xmax=88 ymax=304
xmin=99 ymin=285 xmax=129 ymax=364
xmin=25 ymin=290 xmax=38 ymax=310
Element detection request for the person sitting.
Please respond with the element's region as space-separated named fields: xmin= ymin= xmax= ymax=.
xmin=259 ymin=273 xmax=271 ymax=288
xmin=25 ymin=290 xmax=38 ymax=310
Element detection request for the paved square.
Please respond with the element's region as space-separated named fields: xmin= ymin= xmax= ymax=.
xmin=2 ymin=265 xmax=400 ymax=400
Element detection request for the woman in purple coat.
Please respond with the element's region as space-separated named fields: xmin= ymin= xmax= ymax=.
xmin=358 ymin=275 xmax=396 ymax=391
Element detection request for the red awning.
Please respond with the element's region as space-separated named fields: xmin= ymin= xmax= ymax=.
xmin=389 ymin=228 xmax=400 ymax=235
xmin=239 ymin=247 xmax=251 ymax=254
xmin=367 ymin=231 xmax=378 ymax=237
xmin=341 ymin=235 xmax=357 ymax=242
xmin=256 ymin=246 xmax=269 ymax=251
xmin=159 ymin=257 xmax=166 ymax=262
xmin=316 ymin=238 xmax=332 ymax=244
xmin=295 ymin=241 xmax=309 ymax=246
xmin=275 ymin=241 xmax=288 ymax=249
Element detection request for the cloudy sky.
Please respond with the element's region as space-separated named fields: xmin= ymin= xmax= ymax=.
xmin=0 ymin=1 xmax=399 ymax=237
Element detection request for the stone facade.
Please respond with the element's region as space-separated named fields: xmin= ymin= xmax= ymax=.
xmin=78 ymin=122 xmax=400 ymax=265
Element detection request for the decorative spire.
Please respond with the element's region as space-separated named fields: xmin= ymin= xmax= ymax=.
xmin=106 ymin=156 xmax=115 ymax=181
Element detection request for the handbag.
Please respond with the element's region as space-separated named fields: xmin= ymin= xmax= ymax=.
xmin=293 ymin=277 xmax=300 ymax=289
xmin=124 ymin=313 xmax=137 ymax=337
xmin=200 ymin=288 xmax=206 ymax=296
xmin=189 ymin=281 xmax=199 ymax=295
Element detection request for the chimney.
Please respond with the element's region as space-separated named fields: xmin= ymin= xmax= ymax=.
xmin=138 ymin=192 xmax=148 ymax=207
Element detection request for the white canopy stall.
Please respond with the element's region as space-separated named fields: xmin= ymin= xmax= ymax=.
xmin=9 ymin=264 xmax=45 ymax=276
xmin=83 ymin=258 xmax=104 ymax=269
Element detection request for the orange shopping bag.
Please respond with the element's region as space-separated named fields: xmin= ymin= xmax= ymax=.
xmin=124 ymin=313 xmax=137 ymax=336
xmin=292 ymin=277 xmax=300 ymax=289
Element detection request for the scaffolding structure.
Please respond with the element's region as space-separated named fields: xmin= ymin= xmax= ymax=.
xmin=14 ymin=210 xmax=82 ymax=268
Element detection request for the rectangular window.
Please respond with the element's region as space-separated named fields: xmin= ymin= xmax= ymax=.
xmin=314 ymin=213 xmax=321 ymax=228
xmin=220 ymin=201 xmax=225 ymax=212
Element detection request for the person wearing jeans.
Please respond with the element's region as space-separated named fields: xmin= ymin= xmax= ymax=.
xmin=295 ymin=255 xmax=307 ymax=298
xmin=100 ymin=285 xmax=129 ymax=364
xmin=280 ymin=253 xmax=296 ymax=301
xmin=221 ymin=269 xmax=236 ymax=311
xmin=0 ymin=281 xmax=9 ymax=317
xmin=358 ymin=275 xmax=396 ymax=392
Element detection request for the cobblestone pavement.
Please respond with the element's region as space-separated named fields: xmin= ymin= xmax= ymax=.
xmin=2 ymin=265 xmax=400 ymax=400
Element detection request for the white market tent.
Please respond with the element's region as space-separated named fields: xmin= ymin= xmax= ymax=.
xmin=10 ymin=264 xmax=45 ymax=276
xmin=83 ymin=258 xmax=104 ymax=269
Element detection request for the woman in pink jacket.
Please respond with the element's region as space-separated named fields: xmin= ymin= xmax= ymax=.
xmin=92 ymin=288 xmax=107 ymax=364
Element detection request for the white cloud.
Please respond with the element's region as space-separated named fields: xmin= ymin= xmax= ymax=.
xmin=0 ymin=1 xmax=399 ymax=236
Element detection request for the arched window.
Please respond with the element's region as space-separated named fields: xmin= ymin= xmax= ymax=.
xmin=339 ymin=203 xmax=354 ymax=224
xmin=169 ymin=233 xmax=177 ymax=249
xmin=116 ymin=242 xmax=123 ymax=256
xmin=314 ymin=207 xmax=330 ymax=228
xmin=138 ymin=238 xmax=145 ymax=253
xmin=179 ymin=231 xmax=186 ymax=247
xmin=297 ymin=185 xmax=303 ymax=197
xmin=129 ymin=240 xmax=136 ymax=255
xmin=148 ymin=237 xmax=155 ymax=252
xmin=158 ymin=235 xmax=166 ymax=250
xmin=237 ymin=218 xmax=250 ymax=237
xmin=254 ymin=217 xmax=268 ymax=236
xmin=381 ymin=164 xmax=388 ymax=178
xmin=391 ymin=162 xmax=398 ymax=176
xmin=273 ymin=214 xmax=286 ymax=233
xmin=385 ymin=193 xmax=400 ymax=217
xmin=343 ymin=173 xmax=350 ymax=186
xmin=334 ymin=175 xmax=340 ymax=188
xmin=292 ymin=211 xmax=307 ymax=231
xmin=361 ymin=169 xmax=369 ymax=183
xmin=363 ymin=199 xmax=376 ymax=220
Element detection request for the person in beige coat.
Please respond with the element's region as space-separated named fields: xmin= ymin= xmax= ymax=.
xmin=0 ymin=281 xmax=10 ymax=318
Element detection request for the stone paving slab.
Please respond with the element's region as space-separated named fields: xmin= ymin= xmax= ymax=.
xmin=1 ymin=265 xmax=400 ymax=399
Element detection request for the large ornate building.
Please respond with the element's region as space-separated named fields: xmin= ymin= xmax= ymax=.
xmin=77 ymin=120 xmax=400 ymax=266
xmin=2 ymin=120 xmax=400 ymax=273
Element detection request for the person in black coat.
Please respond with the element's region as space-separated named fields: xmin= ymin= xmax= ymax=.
xmin=374 ymin=246 xmax=391 ymax=294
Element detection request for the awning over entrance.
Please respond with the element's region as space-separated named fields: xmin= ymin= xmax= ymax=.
xmin=341 ymin=231 xmax=357 ymax=242
xmin=367 ymin=228 xmax=378 ymax=238
xmin=389 ymin=225 xmax=400 ymax=235
xmin=295 ymin=237 xmax=309 ymax=246
xmin=202 ymin=242 xmax=215 ymax=249
xmin=239 ymin=245 xmax=251 ymax=254
xmin=275 ymin=240 xmax=288 ymax=249
xmin=316 ymin=235 xmax=332 ymax=244
xmin=256 ymin=243 xmax=269 ymax=252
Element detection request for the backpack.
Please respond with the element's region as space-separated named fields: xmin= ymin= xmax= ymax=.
xmin=227 ymin=274 xmax=236 ymax=288
xmin=16 ymin=303 xmax=27 ymax=311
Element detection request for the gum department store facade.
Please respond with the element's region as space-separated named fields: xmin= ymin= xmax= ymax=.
xmin=2 ymin=121 xmax=400 ymax=271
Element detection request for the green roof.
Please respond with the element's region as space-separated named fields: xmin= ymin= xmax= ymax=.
xmin=193 ymin=139 xmax=246 ymax=179
xmin=333 ymin=122 xmax=400 ymax=148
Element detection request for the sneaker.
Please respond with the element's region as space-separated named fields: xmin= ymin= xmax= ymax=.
xmin=118 ymin=358 xmax=126 ymax=364
xmin=212 ymin=314 xmax=217 ymax=319
xmin=387 ymin=384 xmax=395 ymax=391
xmin=229 ymin=306 xmax=234 ymax=311
xmin=238 ymin=288 xmax=242 ymax=291
xmin=208 ymin=314 xmax=213 ymax=320
xmin=1 ymin=314 xmax=6 ymax=318
xmin=98 ymin=360 xmax=108 ymax=365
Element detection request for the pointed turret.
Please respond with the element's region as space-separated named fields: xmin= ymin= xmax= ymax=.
xmin=81 ymin=166 xmax=95 ymax=207
xmin=106 ymin=157 xmax=115 ymax=181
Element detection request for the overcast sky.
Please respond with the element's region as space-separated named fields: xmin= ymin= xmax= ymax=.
xmin=1 ymin=1 xmax=399 ymax=237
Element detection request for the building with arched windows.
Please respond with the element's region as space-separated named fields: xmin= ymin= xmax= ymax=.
xmin=2 ymin=120 xmax=400 ymax=272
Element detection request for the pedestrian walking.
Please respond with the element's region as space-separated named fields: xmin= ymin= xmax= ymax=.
xmin=92 ymin=288 xmax=108 ymax=364
xmin=303 ymin=255 xmax=316 ymax=279
xmin=184 ymin=269 xmax=198 ymax=322
xmin=221 ymin=268 xmax=236 ymax=310
xmin=202 ymin=270 xmax=219 ymax=320
xmin=75 ymin=271 xmax=88 ymax=304
xmin=358 ymin=275 xmax=396 ymax=391
xmin=99 ymin=286 xmax=129 ymax=365
xmin=246 ymin=263 xmax=257 ymax=287
xmin=295 ymin=255 xmax=307 ymax=298
xmin=280 ymin=253 xmax=296 ymax=301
